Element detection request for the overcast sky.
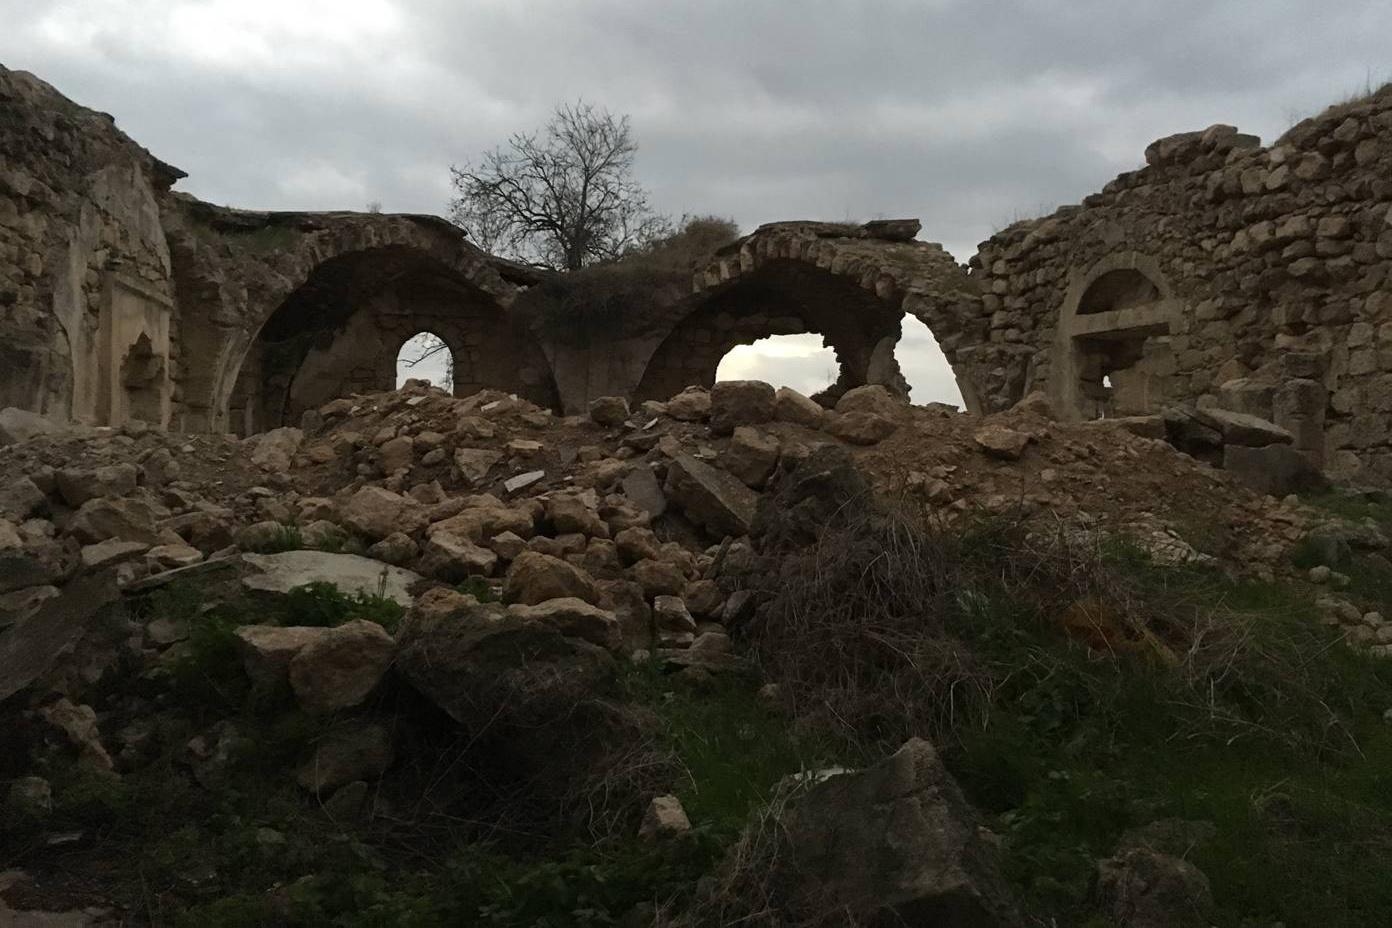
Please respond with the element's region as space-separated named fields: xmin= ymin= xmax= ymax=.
xmin=6 ymin=1 xmax=1389 ymax=406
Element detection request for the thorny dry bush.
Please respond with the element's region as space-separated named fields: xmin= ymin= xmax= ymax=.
xmin=740 ymin=490 xmax=1372 ymax=767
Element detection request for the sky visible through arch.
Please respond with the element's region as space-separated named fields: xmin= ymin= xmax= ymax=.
xmin=10 ymin=1 xmax=1391 ymax=406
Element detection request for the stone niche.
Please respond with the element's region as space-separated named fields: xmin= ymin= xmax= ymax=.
xmin=1051 ymin=259 xmax=1183 ymax=421
xmin=96 ymin=272 xmax=173 ymax=428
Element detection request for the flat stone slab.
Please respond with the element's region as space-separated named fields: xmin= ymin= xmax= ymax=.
xmin=0 ymin=571 xmax=118 ymax=703
xmin=241 ymin=551 xmax=423 ymax=607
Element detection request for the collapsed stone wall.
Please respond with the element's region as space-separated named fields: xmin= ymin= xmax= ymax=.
xmin=0 ymin=64 xmax=182 ymax=427
xmin=971 ymin=85 xmax=1392 ymax=481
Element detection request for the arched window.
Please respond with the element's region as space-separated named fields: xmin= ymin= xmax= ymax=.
xmin=396 ymin=331 xmax=455 ymax=393
xmin=715 ymin=333 xmax=838 ymax=397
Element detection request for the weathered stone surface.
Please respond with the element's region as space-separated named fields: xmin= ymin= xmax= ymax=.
xmin=1095 ymin=847 xmax=1214 ymax=928
xmin=0 ymin=476 xmax=46 ymax=520
xmin=341 ymin=486 xmax=426 ymax=540
xmin=395 ymin=587 xmax=615 ymax=731
xmin=772 ymin=738 xmax=1021 ymax=926
xmin=663 ymin=454 xmax=758 ymax=538
xmin=288 ymin=619 xmax=395 ymax=713
xmin=709 ymin=380 xmax=775 ymax=435
xmin=56 ymin=463 xmax=137 ymax=507
xmin=234 ymin=624 xmax=330 ymax=687
xmin=454 ymin=447 xmax=502 ymax=485
xmin=827 ymin=411 xmax=898 ymax=445
xmin=639 ymin=794 xmax=691 ymax=840
xmin=420 ymin=530 xmax=498 ymax=581
xmin=503 ymin=551 xmax=600 ymax=605
xmin=835 ymin=384 xmax=904 ymax=418
xmin=295 ymin=721 xmax=394 ymax=793
xmin=588 ymin=395 xmax=630 ymax=427
xmin=973 ymin=424 xmax=1031 ymax=460
xmin=240 ymin=551 xmax=423 ymax=607
xmin=508 ymin=597 xmax=622 ymax=650
xmin=774 ymin=386 xmax=826 ymax=428
xmin=0 ymin=572 xmax=115 ymax=702
xmin=653 ymin=594 xmax=697 ymax=646
xmin=0 ymin=407 xmax=61 ymax=445
xmin=723 ymin=426 xmax=780 ymax=488
xmin=666 ymin=386 xmax=711 ymax=421
xmin=68 ymin=497 xmax=165 ymax=544
xmin=1222 ymin=444 xmax=1328 ymax=496
xmin=621 ymin=466 xmax=668 ymax=519
xmin=79 ymin=538 xmax=149 ymax=570
xmin=1192 ymin=407 xmax=1294 ymax=447
xmin=249 ymin=426 xmax=304 ymax=472
xmin=368 ymin=531 xmax=418 ymax=565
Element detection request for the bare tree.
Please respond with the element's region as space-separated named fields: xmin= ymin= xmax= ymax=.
xmin=449 ymin=100 xmax=668 ymax=270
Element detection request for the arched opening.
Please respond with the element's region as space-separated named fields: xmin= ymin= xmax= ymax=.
xmin=635 ymin=260 xmax=905 ymax=405
xmin=897 ymin=314 xmax=964 ymax=407
xmin=227 ymin=245 xmax=559 ymax=435
xmin=715 ymin=333 xmax=838 ymax=397
xmin=396 ymin=332 xmax=455 ymax=392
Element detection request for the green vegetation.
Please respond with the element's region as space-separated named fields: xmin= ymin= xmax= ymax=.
xmin=742 ymin=507 xmax=1392 ymax=927
xmin=15 ymin=504 xmax=1392 ymax=926
xmin=240 ymin=523 xmax=305 ymax=554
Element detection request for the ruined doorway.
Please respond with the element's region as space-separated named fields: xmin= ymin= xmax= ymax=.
xmin=396 ymin=331 xmax=456 ymax=393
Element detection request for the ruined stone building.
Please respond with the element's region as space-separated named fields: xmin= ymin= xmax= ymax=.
xmin=4 ymin=63 xmax=1392 ymax=480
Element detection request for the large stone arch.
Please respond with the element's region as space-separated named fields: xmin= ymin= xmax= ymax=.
xmin=634 ymin=221 xmax=986 ymax=408
xmin=1050 ymin=251 xmax=1184 ymax=420
xmin=225 ymin=243 xmax=556 ymax=434
xmin=162 ymin=205 xmax=530 ymax=432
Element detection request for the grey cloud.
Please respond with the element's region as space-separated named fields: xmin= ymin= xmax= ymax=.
xmin=4 ymin=0 xmax=1389 ymax=402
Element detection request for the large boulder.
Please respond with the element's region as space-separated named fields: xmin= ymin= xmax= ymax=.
xmin=0 ymin=407 xmax=60 ymax=445
xmin=0 ymin=476 xmax=46 ymax=520
xmin=395 ymin=587 xmax=615 ymax=732
xmin=56 ymin=463 xmax=138 ymax=507
xmin=1095 ymin=847 xmax=1214 ymax=928
xmin=588 ymin=395 xmax=631 ymax=427
xmin=666 ymin=386 xmax=711 ymax=421
xmin=723 ymin=427 xmax=780 ymax=488
xmin=828 ymin=411 xmax=898 ymax=445
xmin=834 ymin=384 xmax=903 ymax=418
xmin=709 ymin=380 xmax=775 ymax=435
xmin=67 ymin=497 xmax=166 ymax=545
xmin=774 ymin=386 xmax=827 ymax=429
xmin=0 ymin=572 xmax=117 ymax=702
xmin=341 ymin=486 xmax=426 ymax=541
xmin=770 ymin=738 xmax=1020 ymax=926
xmin=234 ymin=624 xmax=330 ymax=687
xmin=295 ymin=721 xmax=395 ymax=793
xmin=973 ymin=424 xmax=1031 ymax=461
xmin=240 ymin=551 xmax=423 ymax=607
xmin=508 ymin=597 xmax=622 ymax=651
xmin=428 ymin=500 xmax=535 ymax=542
xmin=419 ymin=531 xmax=498 ymax=581
xmin=1222 ymin=444 xmax=1328 ymax=497
xmin=288 ymin=619 xmax=395 ymax=713
xmin=1192 ymin=407 xmax=1293 ymax=447
xmin=663 ymin=454 xmax=758 ymax=538
xmin=248 ymin=426 xmax=305 ymax=472
xmin=503 ymin=551 xmax=599 ymax=605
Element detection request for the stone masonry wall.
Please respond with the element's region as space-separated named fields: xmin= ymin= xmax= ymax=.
xmin=970 ymin=86 xmax=1392 ymax=480
xmin=0 ymin=64 xmax=180 ymax=426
